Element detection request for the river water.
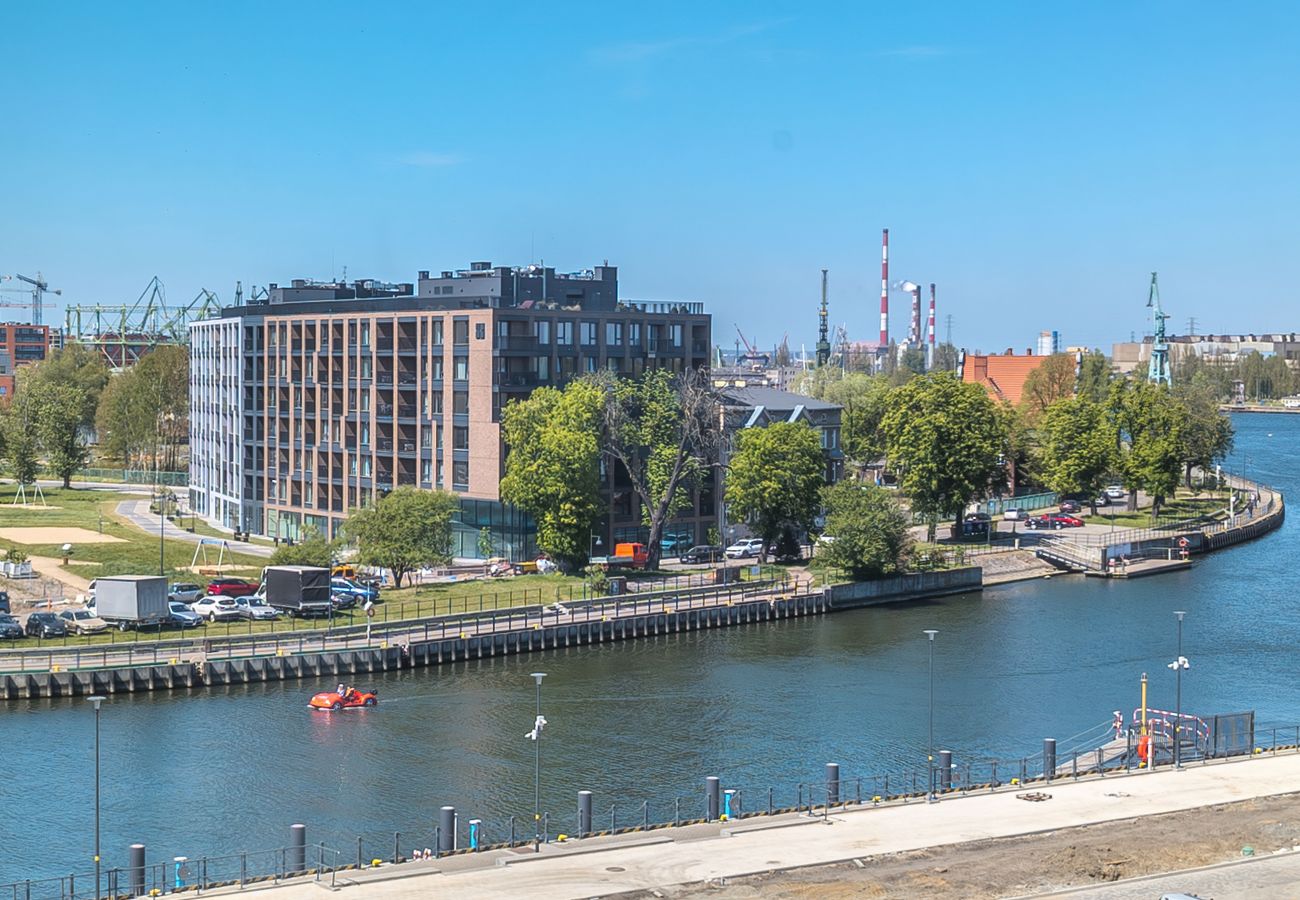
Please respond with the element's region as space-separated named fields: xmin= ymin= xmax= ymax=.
xmin=1 ymin=412 xmax=1294 ymax=883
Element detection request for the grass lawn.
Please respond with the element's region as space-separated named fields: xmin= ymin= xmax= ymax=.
xmin=0 ymin=486 xmax=267 ymax=582
xmin=1086 ymin=491 xmax=1228 ymax=528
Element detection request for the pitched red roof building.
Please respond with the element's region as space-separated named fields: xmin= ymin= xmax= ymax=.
xmin=961 ymin=350 xmax=1050 ymax=407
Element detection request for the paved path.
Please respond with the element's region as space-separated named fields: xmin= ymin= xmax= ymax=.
xmin=114 ymin=500 xmax=273 ymax=558
xmin=239 ymin=751 xmax=1300 ymax=900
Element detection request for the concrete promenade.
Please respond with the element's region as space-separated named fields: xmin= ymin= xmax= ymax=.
xmin=246 ymin=750 xmax=1300 ymax=900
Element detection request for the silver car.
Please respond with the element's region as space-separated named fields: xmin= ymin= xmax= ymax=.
xmin=233 ymin=596 xmax=280 ymax=621
xmin=168 ymin=601 xmax=202 ymax=628
xmin=168 ymin=582 xmax=203 ymax=604
xmin=59 ymin=608 xmax=110 ymax=635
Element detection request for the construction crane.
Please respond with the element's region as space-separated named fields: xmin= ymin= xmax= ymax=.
xmin=815 ymin=269 xmax=830 ymax=367
xmin=64 ymin=277 xmax=223 ymax=369
xmin=0 ymin=272 xmax=60 ymax=326
xmin=733 ymin=325 xmax=770 ymax=368
xmin=1146 ymin=272 xmax=1171 ymax=385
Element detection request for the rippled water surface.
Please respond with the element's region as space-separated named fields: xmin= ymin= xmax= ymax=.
xmin=1 ymin=412 xmax=1295 ymax=882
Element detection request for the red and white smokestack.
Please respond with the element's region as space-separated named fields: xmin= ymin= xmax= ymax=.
xmin=928 ymin=283 xmax=936 ymax=346
xmin=911 ymin=285 xmax=921 ymax=345
xmin=879 ymin=229 xmax=889 ymax=347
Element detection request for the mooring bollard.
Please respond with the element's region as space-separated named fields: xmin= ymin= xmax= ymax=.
xmin=1044 ymin=738 xmax=1057 ymax=781
xmin=706 ymin=777 xmax=721 ymax=821
xmin=438 ymin=807 xmax=456 ymax=854
xmin=578 ymin=791 xmax=593 ymax=837
xmin=825 ymin=763 xmax=840 ymax=806
xmin=938 ymin=751 xmax=953 ymax=792
xmin=129 ymin=844 xmax=146 ymax=898
xmin=289 ymin=825 xmax=306 ymax=874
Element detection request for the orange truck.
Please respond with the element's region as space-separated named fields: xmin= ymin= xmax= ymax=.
xmin=607 ymin=542 xmax=649 ymax=569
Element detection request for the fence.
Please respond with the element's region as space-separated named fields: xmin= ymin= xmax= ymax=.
xmin=12 ymin=716 xmax=1300 ymax=898
xmin=76 ymin=468 xmax=189 ymax=487
xmin=0 ymin=576 xmax=800 ymax=674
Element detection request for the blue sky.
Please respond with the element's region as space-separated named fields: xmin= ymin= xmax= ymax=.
xmin=3 ymin=2 xmax=1298 ymax=353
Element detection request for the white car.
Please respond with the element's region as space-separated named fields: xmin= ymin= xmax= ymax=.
xmin=233 ymin=595 xmax=280 ymax=621
xmin=725 ymin=538 xmax=765 ymax=559
xmin=1003 ymin=508 xmax=1029 ymax=522
xmin=190 ymin=595 xmax=244 ymax=622
xmin=1105 ymin=485 xmax=1127 ymax=500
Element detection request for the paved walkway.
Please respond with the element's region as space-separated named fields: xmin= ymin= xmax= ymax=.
xmin=239 ymin=751 xmax=1300 ymax=900
xmin=114 ymin=500 xmax=273 ymax=559
xmin=1033 ymin=850 xmax=1300 ymax=898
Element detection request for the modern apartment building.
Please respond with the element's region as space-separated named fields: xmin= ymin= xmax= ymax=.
xmin=190 ymin=263 xmax=712 ymax=558
xmin=0 ymin=323 xmax=52 ymax=399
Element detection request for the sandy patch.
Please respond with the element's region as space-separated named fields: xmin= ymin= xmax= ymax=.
xmin=4 ymin=505 xmax=64 ymax=511
xmin=27 ymin=556 xmax=94 ymax=591
xmin=0 ymin=526 xmax=127 ymax=545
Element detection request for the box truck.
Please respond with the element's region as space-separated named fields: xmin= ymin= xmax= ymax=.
xmin=94 ymin=575 xmax=171 ymax=630
xmin=260 ymin=566 xmax=333 ymax=617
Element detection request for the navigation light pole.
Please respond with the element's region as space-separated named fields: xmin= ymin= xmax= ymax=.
xmin=528 ymin=672 xmax=547 ymax=852
xmin=89 ymin=695 xmax=107 ymax=899
xmin=1170 ymin=612 xmax=1189 ymax=769
xmin=924 ymin=629 xmax=938 ymax=802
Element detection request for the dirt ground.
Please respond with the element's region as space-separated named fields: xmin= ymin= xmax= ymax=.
xmin=632 ymin=794 xmax=1300 ymax=899
xmin=0 ymin=525 xmax=125 ymax=544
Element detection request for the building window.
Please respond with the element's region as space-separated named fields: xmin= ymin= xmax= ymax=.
xmin=360 ymin=322 xmax=371 ymax=347
xmin=453 ymin=391 xmax=468 ymax=414
xmin=430 ymin=392 xmax=444 ymax=414
xmin=475 ymin=323 xmax=486 ymax=340
xmin=437 ymin=460 xmax=445 ymax=487
xmin=454 ymin=357 xmax=468 ymax=381
xmin=422 ymin=460 xmax=432 ymax=483
xmin=581 ymin=321 xmax=597 ymax=346
xmin=360 ymin=423 xmax=370 ymax=446
xmin=421 ymin=426 xmax=432 ymax=448
xmin=536 ymin=357 xmax=550 ymax=380
xmin=360 ymin=357 xmax=372 ymax=379
xmin=670 ymin=324 xmax=683 ymax=347
xmin=453 ymin=319 xmax=469 ymax=345
xmin=453 ymin=426 xmax=469 ymax=450
xmin=431 ymin=319 xmax=444 ymax=345
xmin=821 ymin=427 xmax=839 ymax=449
xmin=629 ymin=322 xmax=641 ymax=346
xmin=453 ymin=460 xmax=469 ymax=488
xmin=535 ymin=320 xmax=551 ymax=344
xmin=584 ymin=356 xmax=598 ymax=373
xmin=605 ymin=322 xmax=623 ymax=346
xmin=430 ymin=358 xmax=443 ymax=380
xmin=556 ymin=321 xmax=573 ymax=345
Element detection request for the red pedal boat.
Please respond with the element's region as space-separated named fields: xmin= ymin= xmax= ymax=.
xmin=309 ymin=688 xmax=378 ymax=711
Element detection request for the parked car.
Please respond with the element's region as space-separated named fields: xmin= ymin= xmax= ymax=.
xmin=0 ymin=590 xmax=9 ymax=614
xmin=58 ymin=608 xmax=109 ymax=635
xmin=679 ymin=545 xmax=724 ymax=564
xmin=204 ymin=578 xmax=257 ymax=598
xmin=725 ymin=538 xmax=765 ymax=559
xmin=1026 ymin=514 xmax=1084 ymax=530
xmin=232 ymin=595 xmax=280 ymax=620
xmin=168 ymin=582 xmax=204 ymax=604
xmin=191 ymin=596 xmax=245 ymax=622
xmin=659 ymin=531 xmax=693 ymax=555
xmin=25 ymin=612 xmax=68 ymax=639
xmin=1105 ymin=485 xmax=1127 ymax=500
xmin=168 ymin=601 xmax=203 ymax=628
xmin=1003 ymin=508 xmax=1029 ymax=522
xmin=1059 ymin=500 xmax=1082 ymax=514
xmin=0 ymin=613 xmax=23 ymax=639
xmin=964 ymin=511 xmax=992 ymax=523
xmin=330 ymin=577 xmax=379 ymax=604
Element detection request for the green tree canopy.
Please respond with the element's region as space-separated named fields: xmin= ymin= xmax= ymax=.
xmin=24 ymin=344 xmax=109 ymax=428
xmin=94 ymin=345 xmax=189 ymax=471
xmin=598 ymin=368 xmax=719 ymax=569
xmin=818 ymin=482 xmax=913 ymax=579
xmin=724 ymin=420 xmax=825 ymax=549
xmin=1 ymin=391 xmax=40 ymax=488
xmin=269 ymin=527 xmax=335 ymax=568
xmin=344 ymin=487 xmax=458 ymax=587
xmin=1019 ymin=353 xmax=1078 ymax=422
xmin=1076 ymin=351 xmax=1113 ymax=404
xmin=26 ymin=378 xmax=90 ymax=488
xmin=500 ymin=379 xmax=604 ymax=565
xmin=880 ymin=373 xmax=1007 ymax=541
xmin=791 ymin=370 xmax=894 ymax=466
xmin=1108 ymin=379 xmax=1186 ymax=515
xmin=1035 ymin=396 xmax=1116 ymax=510
xmin=1174 ymin=375 xmax=1235 ymax=486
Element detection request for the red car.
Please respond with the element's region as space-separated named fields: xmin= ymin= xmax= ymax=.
xmin=205 ymin=577 xmax=257 ymax=597
xmin=309 ymin=687 xmax=379 ymax=711
xmin=1027 ymin=514 xmax=1084 ymax=530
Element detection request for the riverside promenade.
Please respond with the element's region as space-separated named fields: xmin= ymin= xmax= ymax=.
xmin=234 ymin=751 xmax=1300 ymax=900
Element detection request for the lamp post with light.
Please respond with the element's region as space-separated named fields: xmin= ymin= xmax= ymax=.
xmin=89 ymin=695 xmax=107 ymax=899
xmin=923 ymin=629 xmax=938 ymax=802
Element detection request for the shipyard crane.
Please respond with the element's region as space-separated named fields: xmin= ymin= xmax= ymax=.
xmin=1146 ymin=272 xmax=1171 ymax=385
xmin=0 ymin=272 xmax=59 ymax=326
xmin=734 ymin=325 xmax=770 ymax=368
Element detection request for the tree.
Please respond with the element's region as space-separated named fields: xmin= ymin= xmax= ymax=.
xmin=1 ymin=393 xmax=40 ymax=490
xmin=931 ymin=342 xmax=959 ymax=373
xmin=23 ymin=344 xmax=109 ymax=428
xmin=269 ymin=527 xmax=335 ymax=568
xmin=880 ymin=373 xmax=1006 ymax=541
xmin=94 ymin=345 xmax=189 ymax=471
xmin=597 ymin=368 xmax=719 ymax=570
xmin=725 ymin=421 xmax=825 ymax=554
xmin=1019 ymin=354 xmax=1078 ymax=422
xmin=791 ymin=370 xmax=893 ymax=468
xmin=818 ymin=482 xmax=913 ymax=579
xmin=499 ymin=380 xmax=604 ymax=566
xmin=344 ymin=487 xmax=458 ymax=587
xmin=1108 ymin=379 xmax=1186 ymax=517
xmin=1035 ymin=396 xmax=1116 ymax=512
xmin=1076 ymin=351 xmax=1113 ymax=404
xmin=28 ymin=380 xmax=90 ymax=488
xmin=1175 ymin=375 xmax=1234 ymax=487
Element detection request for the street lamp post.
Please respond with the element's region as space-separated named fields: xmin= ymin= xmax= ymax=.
xmin=89 ymin=695 xmax=107 ymax=899
xmin=158 ymin=494 xmax=166 ymax=576
xmin=589 ymin=534 xmax=602 ymax=559
xmin=923 ymin=629 xmax=938 ymax=802
xmin=527 ymin=673 xmax=547 ymax=852
xmin=1170 ymin=612 xmax=1189 ymax=769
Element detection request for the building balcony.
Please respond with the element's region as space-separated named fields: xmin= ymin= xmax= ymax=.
xmin=498 ymin=335 xmax=539 ymax=352
xmin=499 ymin=372 xmax=543 ymax=388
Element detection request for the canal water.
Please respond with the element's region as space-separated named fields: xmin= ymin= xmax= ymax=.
xmin=1 ymin=412 xmax=1294 ymax=883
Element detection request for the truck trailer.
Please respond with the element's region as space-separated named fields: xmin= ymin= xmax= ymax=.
xmin=94 ymin=575 xmax=171 ymax=630
xmin=261 ymin=566 xmax=333 ymax=617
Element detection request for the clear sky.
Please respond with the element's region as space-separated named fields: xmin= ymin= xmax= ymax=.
xmin=3 ymin=2 xmax=1298 ymax=353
